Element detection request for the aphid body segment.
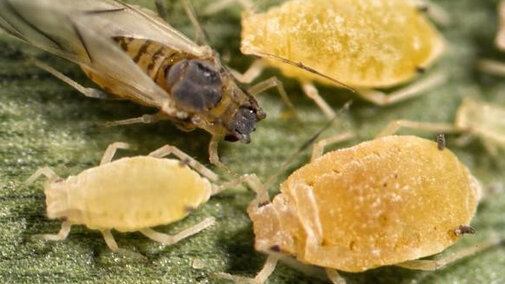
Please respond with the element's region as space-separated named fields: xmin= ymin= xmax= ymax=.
xmin=0 ymin=0 xmax=267 ymax=165
xmin=220 ymin=135 xmax=492 ymax=283
xmin=251 ymin=136 xmax=479 ymax=272
xmin=27 ymin=143 xmax=222 ymax=251
xmin=238 ymin=0 xmax=446 ymax=114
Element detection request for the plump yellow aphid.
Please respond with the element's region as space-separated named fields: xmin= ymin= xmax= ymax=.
xmin=234 ymin=0 xmax=447 ymax=117
xmin=219 ymin=135 xmax=499 ymax=283
xmin=378 ymin=98 xmax=505 ymax=155
xmin=26 ymin=142 xmax=227 ymax=251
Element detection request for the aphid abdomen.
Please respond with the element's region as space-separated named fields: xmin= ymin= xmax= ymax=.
xmin=81 ymin=37 xmax=191 ymax=104
xmin=112 ymin=37 xmax=190 ymax=82
xmin=65 ymin=157 xmax=212 ymax=232
xmin=241 ymin=0 xmax=443 ymax=87
xmin=275 ymin=136 xmax=480 ymax=272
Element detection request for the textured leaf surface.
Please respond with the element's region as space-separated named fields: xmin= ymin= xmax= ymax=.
xmin=0 ymin=0 xmax=504 ymax=283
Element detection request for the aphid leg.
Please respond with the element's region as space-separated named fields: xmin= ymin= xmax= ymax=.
xmin=179 ymin=0 xmax=208 ymax=45
xmin=376 ymin=119 xmax=461 ymax=138
xmin=357 ymin=72 xmax=447 ymax=106
xmin=101 ymin=230 xmax=119 ymax=251
xmin=149 ymin=143 xmax=219 ymax=182
xmin=496 ymin=1 xmax=505 ymax=49
xmin=208 ymin=135 xmax=232 ymax=171
xmin=38 ymin=221 xmax=71 ymax=241
xmin=231 ymin=61 xmax=297 ymax=114
xmin=216 ymin=254 xmax=280 ymax=284
xmin=409 ymin=0 xmax=451 ymax=26
xmin=30 ymin=59 xmax=112 ymax=100
xmin=154 ymin=0 xmax=169 ymax=20
xmin=100 ymin=142 xmax=131 ymax=165
xmin=215 ymin=174 xmax=268 ymax=205
xmin=477 ymin=59 xmax=505 ymax=77
xmin=231 ymin=60 xmax=264 ymax=84
xmin=139 ymin=217 xmax=215 ymax=246
xmin=248 ymin=77 xmax=297 ymax=115
xmin=310 ymin=132 xmax=355 ymax=161
xmin=396 ymin=237 xmax=502 ymax=271
xmin=104 ymin=112 xmax=166 ymax=127
xmin=301 ymin=81 xmax=336 ymax=119
xmin=325 ymin=269 xmax=346 ymax=284
xmin=202 ymin=0 xmax=253 ymax=15
xmin=25 ymin=167 xmax=60 ymax=184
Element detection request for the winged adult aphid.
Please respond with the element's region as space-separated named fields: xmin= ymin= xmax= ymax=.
xmin=0 ymin=0 xmax=268 ymax=166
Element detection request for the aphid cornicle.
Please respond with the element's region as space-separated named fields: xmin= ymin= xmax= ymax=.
xmin=26 ymin=142 xmax=230 ymax=251
xmin=0 ymin=0 xmax=272 ymax=166
xmin=219 ymin=135 xmax=500 ymax=283
xmin=218 ymin=0 xmax=448 ymax=118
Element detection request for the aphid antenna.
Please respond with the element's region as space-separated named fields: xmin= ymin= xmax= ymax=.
xmin=251 ymin=50 xmax=357 ymax=94
xmin=179 ymin=0 xmax=210 ymax=46
xmin=249 ymin=0 xmax=268 ymax=13
xmin=264 ymin=101 xmax=353 ymax=190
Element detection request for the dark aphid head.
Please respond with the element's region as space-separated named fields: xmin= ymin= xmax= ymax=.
xmin=166 ymin=58 xmax=266 ymax=143
xmin=167 ymin=59 xmax=223 ymax=112
xmin=225 ymin=106 xmax=262 ymax=143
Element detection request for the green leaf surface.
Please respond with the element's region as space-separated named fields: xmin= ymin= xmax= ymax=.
xmin=0 ymin=0 xmax=504 ymax=283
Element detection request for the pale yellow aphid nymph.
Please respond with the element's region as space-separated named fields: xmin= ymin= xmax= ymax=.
xmin=219 ymin=135 xmax=500 ymax=283
xmin=26 ymin=142 xmax=223 ymax=251
xmin=235 ymin=0 xmax=447 ymax=116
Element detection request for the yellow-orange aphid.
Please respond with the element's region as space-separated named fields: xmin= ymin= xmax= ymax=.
xmin=26 ymin=142 xmax=225 ymax=251
xmin=237 ymin=0 xmax=446 ymax=117
xmin=378 ymin=98 xmax=505 ymax=155
xmin=219 ymin=135 xmax=498 ymax=283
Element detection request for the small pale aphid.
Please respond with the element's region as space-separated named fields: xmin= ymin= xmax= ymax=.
xmin=25 ymin=142 xmax=229 ymax=251
xmin=224 ymin=0 xmax=448 ymax=118
xmin=378 ymin=98 xmax=505 ymax=155
xmin=218 ymin=135 xmax=500 ymax=283
xmin=0 ymin=0 xmax=292 ymax=166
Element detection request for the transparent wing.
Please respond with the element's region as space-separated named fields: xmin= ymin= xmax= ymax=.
xmin=0 ymin=0 xmax=210 ymax=109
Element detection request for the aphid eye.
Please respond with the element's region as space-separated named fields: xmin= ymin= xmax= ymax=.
xmin=226 ymin=107 xmax=258 ymax=143
xmin=167 ymin=59 xmax=223 ymax=112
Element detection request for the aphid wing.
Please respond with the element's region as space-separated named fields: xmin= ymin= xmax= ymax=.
xmin=0 ymin=0 xmax=88 ymax=62
xmin=70 ymin=17 xmax=171 ymax=107
xmin=90 ymin=1 xmax=211 ymax=57
xmin=0 ymin=0 xmax=179 ymax=109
